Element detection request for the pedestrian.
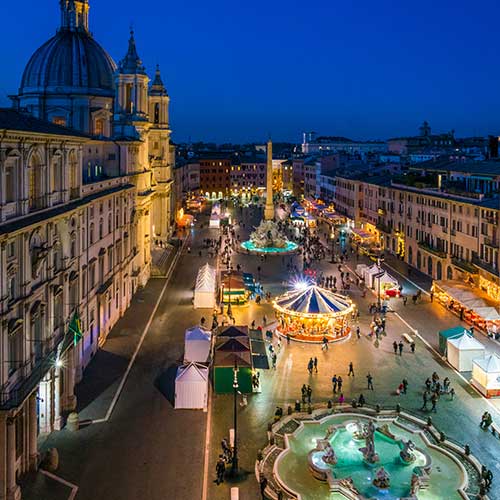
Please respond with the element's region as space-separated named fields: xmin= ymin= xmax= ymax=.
xmin=348 ymin=362 xmax=354 ymax=376
xmin=301 ymin=384 xmax=307 ymax=404
xmin=393 ymin=341 xmax=398 ymax=354
xmin=338 ymin=393 xmax=345 ymax=404
xmin=449 ymin=387 xmax=455 ymax=400
xmin=430 ymin=290 xmax=434 ymax=303
xmin=313 ymin=356 xmax=318 ymax=373
xmin=403 ymin=295 xmax=407 ymax=306
xmin=358 ymin=393 xmax=366 ymax=407
xmin=425 ymin=378 xmax=432 ymax=391
xmin=215 ymin=455 xmax=226 ymax=485
xmin=332 ymin=374 xmax=338 ymax=394
xmin=430 ymin=393 xmax=438 ymax=413
xmin=367 ymin=373 xmax=374 ymax=390
xmin=398 ymin=341 xmax=403 ymax=356
xmin=410 ymin=341 xmax=415 ymax=353
xmin=272 ymin=353 xmax=277 ymax=369
xmin=421 ymin=391 xmax=428 ymax=411
xmin=402 ymin=378 xmax=408 ymax=394
xmin=307 ymin=358 xmax=314 ymax=374
xmin=259 ymin=475 xmax=268 ymax=499
xmin=322 ymin=336 xmax=329 ymax=351
xmin=287 ymin=333 xmax=291 ymax=344
xmin=337 ymin=376 xmax=343 ymax=392
xmin=307 ymin=385 xmax=312 ymax=404
xmin=356 ymin=326 xmax=361 ymax=339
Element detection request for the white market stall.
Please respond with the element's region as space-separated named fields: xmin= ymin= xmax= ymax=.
xmin=447 ymin=334 xmax=485 ymax=372
xmin=355 ymin=264 xmax=369 ymax=279
xmin=364 ymin=265 xmax=383 ymax=288
xmin=184 ymin=326 xmax=212 ymax=363
xmin=174 ymin=362 xmax=209 ymax=410
xmin=472 ymin=354 xmax=500 ymax=398
xmin=194 ymin=264 xmax=217 ymax=309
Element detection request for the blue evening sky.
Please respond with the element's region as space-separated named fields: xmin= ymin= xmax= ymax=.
xmin=0 ymin=0 xmax=499 ymax=143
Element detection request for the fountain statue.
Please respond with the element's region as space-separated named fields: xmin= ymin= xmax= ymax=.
xmin=249 ymin=220 xmax=289 ymax=249
xmin=410 ymin=472 xmax=421 ymax=495
xmin=372 ymin=467 xmax=391 ymax=489
xmin=400 ymin=439 xmax=416 ymax=464
xmin=358 ymin=420 xmax=380 ymax=464
xmin=321 ymin=443 xmax=337 ymax=465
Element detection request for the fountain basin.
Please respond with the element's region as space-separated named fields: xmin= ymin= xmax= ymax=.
xmin=240 ymin=240 xmax=298 ymax=254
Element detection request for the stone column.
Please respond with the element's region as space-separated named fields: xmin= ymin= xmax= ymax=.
xmin=264 ymin=140 xmax=274 ymax=220
xmin=0 ymin=415 xmax=7 ymax=500
xmin=6 ymin=418 xmax=20 ymax=500
xmin=28 ymin=395 xmax=38 ymax=471
xmin=53 ymin=368 xmax=62 ymax=431
xmin=65 ymin=348 xmax=76 ymax=411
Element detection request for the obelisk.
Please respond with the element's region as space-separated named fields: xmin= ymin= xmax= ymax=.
xmin=264 ymin=139 xmax=274 ymax=220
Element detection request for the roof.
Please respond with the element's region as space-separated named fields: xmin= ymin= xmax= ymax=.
xmin=274 ymin=285 xmax=353 ymax=316
xmin=185 ymin=326 xmax=211 ymax=342
xmin=439 ymin=326 xmax=470 ymax=338
xmin=216 ymin=337 xmax=250 ymax=352
xmin=118 ymin=30 xmax=146 ymax=75
xmin=411 ymin=158 xmax=500 ymax=177
xmin=0 ymin=109 xmax=91 ymax=139
xmin=448 ymin=334 xmax=484 ymax=351
xmin=195 ymin=264 xmax=216 ymax=292
xmin=473 ymin=354 xmax=500 ymax=373
xmin=176 ymin=362 xmax=208 ymax=382
xmin=213 ymin=350 xmax=252 ymax=367
xmin=217 ymin=325 xmax=249 ymax=338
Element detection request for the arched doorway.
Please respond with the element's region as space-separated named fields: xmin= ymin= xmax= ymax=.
xmin=436 ymin=261 xmax=442 ymax=280
xmin=408 ymin=246 xmax=413 ymax=266
xmin=427 ymin=256 xmax=433 ymax=277
xmin=447 ymin=266 xmax=453 ymax=280
xmin=416 ymin=251 xmax=421 ymax=270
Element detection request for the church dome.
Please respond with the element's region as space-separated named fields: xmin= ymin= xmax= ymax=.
xmin=20 ymin=29 xmax=117 ymax=96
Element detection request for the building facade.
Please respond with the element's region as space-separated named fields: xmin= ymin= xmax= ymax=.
xmin=0 ymin=1 xmax=175 ymax=498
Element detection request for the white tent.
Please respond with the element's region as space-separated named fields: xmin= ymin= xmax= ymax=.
xmin=377 ymin=271 xmax=399 ymax=289
xmin=472 ymin=354 xmax=500 ymax=398
xmin=194 ymin=264 xmax=217 ymax=309
xmin=461 ymin=298 xmax=487 ymax=309
xmin=364 ymin=265 xmax=383 ymax=288
xmin=174 ymin=362 xmax=209 ymax=410
xmin=355 ymin=264 xmax=368 ymax=278
xmin=209 ymin=215 xmax=220 ymax=228
xmin=447 ymin=334 xmax=485 ymax=372
xmin=475 ymin=307 xmax=500 ymax=321
xmin=184 ymin=326 xmax=212 ymax=363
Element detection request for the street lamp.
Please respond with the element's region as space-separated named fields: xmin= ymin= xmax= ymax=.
xmin=231 ymin=361 xmax=239 ymax=476
xmin=227 ymin=269 xmax=233 ymax=318
xmin=330 ymin=230 xmax=335 ymax=263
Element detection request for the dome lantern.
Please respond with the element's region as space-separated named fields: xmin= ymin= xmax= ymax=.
xmin=60 ymin=0 xmax=90 ymax=32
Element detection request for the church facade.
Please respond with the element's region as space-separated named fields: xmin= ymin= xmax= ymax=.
xmin=0 ymin=1 xmax=174 ymax=498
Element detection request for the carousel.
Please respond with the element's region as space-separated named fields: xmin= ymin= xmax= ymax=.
xmin=273 ymin=284 xmax=355 ymax=342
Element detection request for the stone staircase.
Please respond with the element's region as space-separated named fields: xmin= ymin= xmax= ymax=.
xmin=151 ymin=244 xmax=174 ymax=277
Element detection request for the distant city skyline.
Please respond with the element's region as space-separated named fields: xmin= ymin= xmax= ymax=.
xmin=2 ymin=0 xmax=500 ymax=142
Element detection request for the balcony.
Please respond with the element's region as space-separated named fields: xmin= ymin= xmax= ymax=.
xmin=418 ymin=241 xmax=447 ymax=259
xmin=484 ymin=237 xmax=499 ymax=249
xmin=472 ymin=255 xmax=499 ymax=277
xmin=376 ymin=222 xmax=392 ymax=234
xmin=451 ymin=258 xmax=477 ymax=274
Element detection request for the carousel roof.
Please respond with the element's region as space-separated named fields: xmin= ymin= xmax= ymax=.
xmin=274 ymin=285 xmax=353 ymax=317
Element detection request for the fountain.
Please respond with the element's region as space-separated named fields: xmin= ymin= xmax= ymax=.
xmin=400 ymin=439 xmax=416 ymax=464
xmin=241 ymin=220 xmax=298 ymax=255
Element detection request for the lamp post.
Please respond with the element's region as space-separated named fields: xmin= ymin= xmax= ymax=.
xmin=330 ymin=230 xmax=335 ymax=263
xmin=227 ymin=268 xmax=232 ymax=318
xmin=231 ymin=361 xmax=239 ymax=476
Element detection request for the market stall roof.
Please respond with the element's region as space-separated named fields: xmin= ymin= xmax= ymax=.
xmin=448 ymin=334 xmax=484 ymax=351
xmin=221 ymin=275 xmax=245 ymax=290
xmin=176 ymin=362 xmax=209 ymax=383
xmin=439 ymin=326 xmax=470 ymax=339
xmin=217 ymin=325 xmax=249 ymax=338
xmin=213 ymin=350 xmax=252 ymax=367
xmin=216 ymin=337 xmax=250 ymax=352
xmin=274 ymin=285 xmax=353 ymax=317
xmin=185 ymin=326 xmax=211 ymax=341
xmin=461 ymin=298 xmax=487 ymax=308
xmin=474 ymin=307 xmax=500 ymax=321
xmin=195 ymin=264 xmax=216 ymax=292
xmin=351 ymin=228 xmax=374 ymax=239
xmin=473 ymin=353 xmax=500 ymax=373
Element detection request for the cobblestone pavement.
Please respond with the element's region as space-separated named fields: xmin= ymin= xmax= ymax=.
xmin=207 ymin=206 xmax=500 ymax=500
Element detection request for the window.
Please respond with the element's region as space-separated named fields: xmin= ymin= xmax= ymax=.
xmin=108 ymin=247 xmax=113 ymax=272
xmin=95 ymin=118 xmax=104 ymax=136
xmin=89 ymin=263 xmax=95 ymax=288
xmin=108 ymin=213 xmax=112 ymax=233
xmin=89 ymin=223 xmax=94 ymax=245
xmin=99 ymin=219 xmax=103 ymax=239
xmin=52 ymin=116 xmax=66 ymax=126
xmin=5 ymin=161 xmax=16 ymax=202
xmin=8 ymin=325 xmax=23 ymax=375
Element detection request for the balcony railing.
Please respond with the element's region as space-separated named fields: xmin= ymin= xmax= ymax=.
xmin=418 ymin=241 xmax=447 ymax=258
xmin=484 ymin=237 xmax=499 ymax=249
xmin=472 ymin=256 xmax=499 ymax=277
xmin=451 ymin=258 xmax=477 ymax=274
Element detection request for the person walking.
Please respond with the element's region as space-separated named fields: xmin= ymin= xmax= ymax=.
xmin=301 ymin=384 xmax=307 ymax=404
xmin=332 ymin=375 xmax=338 ymax=394
xmin=356 ymin=326 xmax=361 ymax=339
xmin=358 ymin=393 xmax=366 ymax=407
xmin=215 ymin=455 xmax=226 ymax=485
xmin=307 ymin=385 xmax=313 ymax=404
xmin=430 ymin=392 xmax=438 ymax=413
xmin=402 ymin=378 xmax=408 ymax=394
xmin=402 ymin=295 xmax=407 ymax=306
xmin=449 ymin=387 xmax=455 ymax=400
xmin=421 ymin=391 xmax=429 ymax=411
xmin=398 ymin=341 xmax=404 ymax=356
xmin=322 ymin=336 xmax=329 ymax=351
xmin=307 ymin=358 xmax=314 ymax=374
xmin=348 ymin=362 xmax=354 ymax=376
xmin=337 ymin=376 xmax=343 ymax=392
xmin=313 ymin=356 xmax=318 ymax=373
xmin=366 ymin=373 xmax=374 ymax=390
xmin=393 ymin=341 xmax=398 ymax=354
xmin=410 ymin=341 xmax=415 ymax=353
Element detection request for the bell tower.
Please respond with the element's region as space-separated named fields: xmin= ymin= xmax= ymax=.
xmin=60 ymin=0 xmax=89 ymax=31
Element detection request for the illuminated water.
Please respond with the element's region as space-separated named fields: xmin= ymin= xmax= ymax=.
xmin=241 ymin=240 xmax=298 ymax=253
xmin=277 ymin=415 xmax=464 ymax=500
